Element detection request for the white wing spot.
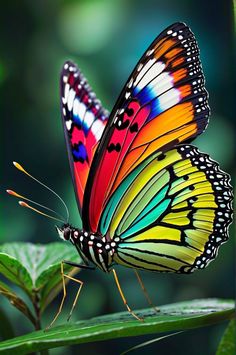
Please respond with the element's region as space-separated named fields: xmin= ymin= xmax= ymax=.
xmin=137 ymin=63 xmax=143 ymax=72
xmin=67 ymin=89 xmax=76 ymax=111
xmin=146 ymin=48 xmax=154 ymax=56
xmin=158 ymin=88 xmax=180 ymax=111
xmin=128 ymin=78 xmax=133 ymax=88
xmin=84 ymin=111 xmax=95 ymax=129
xmin=77 ymin=101 xmax=87 ymax=119
xmin=73 ymin=98 xmax=79 ymax=117
xmin=62 ymin=83 xmax=70 ymax=104
xmin=91 ymin=120 xmax=105 ymax=140
xmin=134 ymin=61 xmax=165 ymax=90
xmin=66 ymin=120 xmax=72 ymax=130
xmin=148 ymin=72 xmax=174 ymax=97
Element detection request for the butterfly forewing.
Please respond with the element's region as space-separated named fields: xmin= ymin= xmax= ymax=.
xmin=83 ymin=22 xmax=210 ymax=232
xmin=60 ymin=61 xmax=109 ymax=213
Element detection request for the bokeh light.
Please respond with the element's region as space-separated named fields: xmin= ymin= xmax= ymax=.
xmin=58 ymin=0 xmax=125 ymax=55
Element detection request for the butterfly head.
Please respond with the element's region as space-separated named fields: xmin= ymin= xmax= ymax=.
xmin=56 ymin=224 xmax=74 ymax=241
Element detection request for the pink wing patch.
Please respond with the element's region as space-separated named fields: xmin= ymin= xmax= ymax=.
xmin=61 ymin=61 xmax=109 ymax=212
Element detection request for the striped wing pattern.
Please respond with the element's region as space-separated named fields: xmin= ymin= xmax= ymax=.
xmin=61 ymin=61 xmax=109 ymax=212
xmin=84 ymin=22 xmax=210 ymax=232
xmin=99 ymin=145 xmax=232 ymax=273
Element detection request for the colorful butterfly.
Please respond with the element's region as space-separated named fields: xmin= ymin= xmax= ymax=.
xmin=9 ymin=22 xmax=233 ymax=323
xmin=59 ymin=21 xmax=232 ymax=274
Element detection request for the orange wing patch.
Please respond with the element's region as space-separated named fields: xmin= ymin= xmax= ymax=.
xmin=165 ymin=47 xmax=184 ymax=60
xmin=153 ymin=39 xmax=177 ymax=58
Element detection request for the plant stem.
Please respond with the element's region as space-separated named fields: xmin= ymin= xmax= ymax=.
xmin=32 ymin=292 xmax=50 ymax=355
xmin=33 ymin=293 xmax=42 ymax=331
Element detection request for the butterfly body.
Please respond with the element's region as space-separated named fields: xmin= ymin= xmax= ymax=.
xmin=57 ymin=224 xmax=118 ymax=273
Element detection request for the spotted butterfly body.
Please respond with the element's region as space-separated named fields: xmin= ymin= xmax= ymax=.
xmin=59 ymin=23 xmax=233 ymax=275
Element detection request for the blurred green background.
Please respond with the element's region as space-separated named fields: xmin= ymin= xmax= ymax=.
xmin=1 ymin=0 xmax=234 ymax=354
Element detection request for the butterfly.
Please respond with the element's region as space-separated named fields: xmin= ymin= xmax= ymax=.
xmin=9 ymin=22 xmax=233 ymax=323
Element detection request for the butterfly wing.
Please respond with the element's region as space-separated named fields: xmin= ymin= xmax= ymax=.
xmin=61 ymin=61 xmax=109 ymax=213
xmin=100 ymin=145 xmax=233 ymax=273
xmin=83 ymin=22 xmax=210 ymax=231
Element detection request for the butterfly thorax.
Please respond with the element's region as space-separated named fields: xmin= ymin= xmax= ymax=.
xmin=56 ymin=224 xmax=117 ymax=272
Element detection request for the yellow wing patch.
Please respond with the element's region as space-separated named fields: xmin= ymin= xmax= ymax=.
xmin=127 ymin=226 xmax=181 ymax=242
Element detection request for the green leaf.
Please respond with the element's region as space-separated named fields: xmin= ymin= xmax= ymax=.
xmin=37 ymin=243 xmax=81 ymax=312
xmin=0 ymin=280 xmax=35 ymax=325
xmin=0 ymin=249 xmax=33 ymax=295
xmin=0 ymin=299 xmax=234 ymax=354
xmin=216 ymin=319 xmax=236 ymax=355
xmin=0 ymin=242 xmax=81 ymax=315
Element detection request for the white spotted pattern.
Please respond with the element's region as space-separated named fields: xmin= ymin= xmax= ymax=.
xmin=177 ymin=145 xmax=233 ymax=272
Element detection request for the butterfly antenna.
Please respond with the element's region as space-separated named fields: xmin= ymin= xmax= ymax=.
xmin=12 ymin=162 xmax=70 ymax=222
xmin=7 ymin=190 xmax=66 ymax=223
xmin=19 ymin=201 xmax=65 ymax=224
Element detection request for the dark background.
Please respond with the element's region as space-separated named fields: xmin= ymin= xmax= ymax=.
xmin=1 ymin=0 xmax=235 ymax=354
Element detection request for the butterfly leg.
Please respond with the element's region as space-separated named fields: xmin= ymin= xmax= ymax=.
xmin=134 ymin=269 xmax=159 ymax=313
xmin=46 ymin=261 xmax=83 ymax=329
xmin=66 ymin=275 xmax=83 ymax=321
xmin=112 ymin=269 xmax=143 ymax=321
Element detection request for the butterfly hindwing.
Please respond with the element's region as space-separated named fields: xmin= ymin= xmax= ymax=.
xmin=99 ymin=145 xmax=232 ymax=273
xmin=83 ymin=22 xmax=210 ymax=231
xmin=61 ymin=61 xmax=109 ymax=212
